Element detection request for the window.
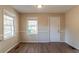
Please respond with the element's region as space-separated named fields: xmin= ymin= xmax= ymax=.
xmin=4 ymin=14 xmax=15 ymax=39
xmin=27 ymin=17 xmax=38 ymax=34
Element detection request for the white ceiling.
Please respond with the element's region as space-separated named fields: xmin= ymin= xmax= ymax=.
xmin=12 ymin=5 xmax=75 ymax=13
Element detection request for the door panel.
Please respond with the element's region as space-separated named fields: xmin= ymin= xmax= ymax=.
xmin=49 ymin=16 xmax=60 ymax=42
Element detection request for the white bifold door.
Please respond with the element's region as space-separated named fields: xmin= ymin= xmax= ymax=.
xmin=49 ymin=16 xmax=60 ymax=42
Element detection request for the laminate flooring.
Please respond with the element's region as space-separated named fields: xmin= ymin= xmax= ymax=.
xmin=8 ymin=42 xmax=79 ymax=53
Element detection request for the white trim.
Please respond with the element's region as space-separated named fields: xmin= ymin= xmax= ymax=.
xmin=65 ymin=41 xmax=79 ymax=50
xmin=4 ymin=42 xmax=19 ymax=53
xmin=21 ymin=41 xmax=65 ymax=43
xmin=21 ymin=41 xmax=49 ymax=43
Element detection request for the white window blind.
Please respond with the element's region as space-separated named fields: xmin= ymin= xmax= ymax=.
xmin=4 ymin=14 xmax=15 ymax=39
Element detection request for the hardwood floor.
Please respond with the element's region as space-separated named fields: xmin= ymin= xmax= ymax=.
xmin=8 ymin=42 xmax=79 ymax=53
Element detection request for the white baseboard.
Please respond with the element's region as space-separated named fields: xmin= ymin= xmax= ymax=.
xmin=21 ymin=41 xmax=49 ymax=43
xmin=65 ymin=41 xmax=79 ymax=50
xmin=4 ymin=42 xmax=20 ymax=53
xmin=21 ymin=41 xmax=65 ymax=43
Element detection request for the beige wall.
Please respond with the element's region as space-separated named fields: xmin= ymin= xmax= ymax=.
xmin=19 ymin=13 xmax=65 ymax=42
xmin=0 ymin=6 xmax=19 ymax=52
xmin=65 ymin=6 xmax=79 ymax=49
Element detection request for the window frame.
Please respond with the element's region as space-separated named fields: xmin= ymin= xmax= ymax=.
xmin=3 ymin=10 xmax=15 ymax=40
xmin=27 ymin=17 xmax=38 ymax=35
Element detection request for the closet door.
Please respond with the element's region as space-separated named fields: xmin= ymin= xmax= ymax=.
xmin=49 ymin=16 xmax=60 ymax=42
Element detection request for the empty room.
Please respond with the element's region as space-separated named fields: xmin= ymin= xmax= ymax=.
xmin=0 ymin=5 xmax=79 ymax=53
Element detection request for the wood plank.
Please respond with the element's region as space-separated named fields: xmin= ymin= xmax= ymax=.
xmin=8 ymin=42 xmax=79 ymax=53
